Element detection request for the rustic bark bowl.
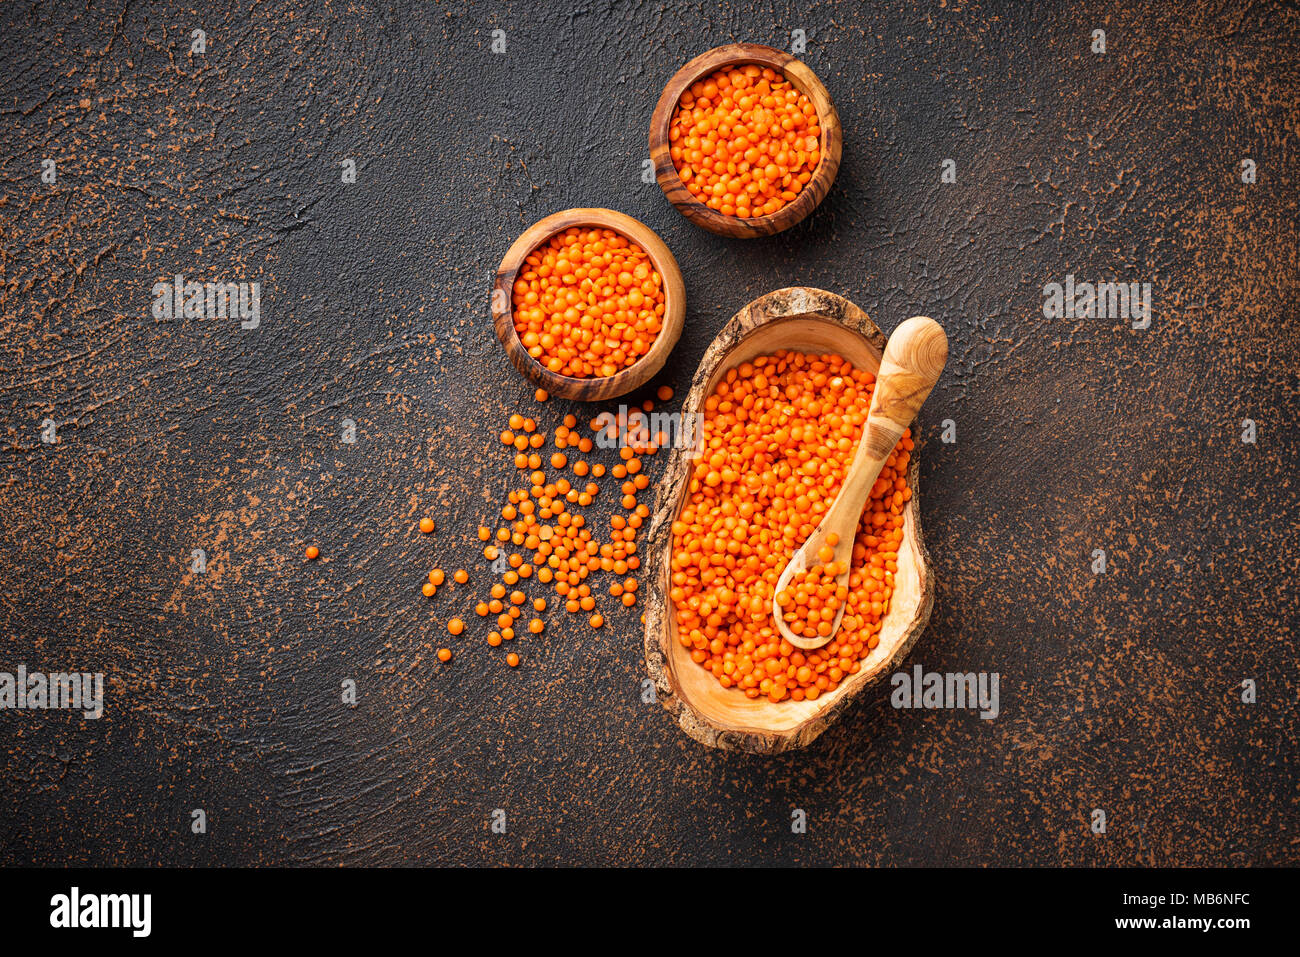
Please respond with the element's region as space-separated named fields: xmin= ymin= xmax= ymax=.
xmin=642 ymin=287 xmax=934 ymax=753
xmin=649 ymin=43 xmax=843 ymax=238
xmin=492 ymin=208 xmax=687 ymax=401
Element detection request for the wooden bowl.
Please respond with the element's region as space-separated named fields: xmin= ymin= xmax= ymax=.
xmin=642 ymin=287 xmax=934 ymax=753
xmin=649 ymin=44 xmax=843 ymax=238
xmin=492 ymin=208 xmax=687 ymax=401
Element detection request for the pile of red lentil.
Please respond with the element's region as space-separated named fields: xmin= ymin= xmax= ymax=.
xmin=511 ymin=227 xmax=667 ymax=378
xmin=777 ymin=533 xmax=849 ymax=642
xmin=403 ymin=384 xmax=675 ymax=669
xmin=668 ymin=64 xmax=822 ymax=219
xmin=669 ymin=350 xmax=912 ymax=703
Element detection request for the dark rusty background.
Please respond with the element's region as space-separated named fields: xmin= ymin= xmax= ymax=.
xmin=1 ymin=0 xmax=1296 ymax=866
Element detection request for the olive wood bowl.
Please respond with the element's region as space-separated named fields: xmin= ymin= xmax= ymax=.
xmin=649 ymin=43 xmax=843 ymax=238
xmin=642 ymin=287 xmax=934 ymax=753
xmin=492 ymin=208 xmax=686 ymax=401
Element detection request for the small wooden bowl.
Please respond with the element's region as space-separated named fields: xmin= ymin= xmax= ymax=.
xmin=492 ymin=208 xmax=686 ymax=402
xmin=642 ymin=288 xmax=934 ymax=753
xmin=649 ymin=44 xmax=843 ymax=238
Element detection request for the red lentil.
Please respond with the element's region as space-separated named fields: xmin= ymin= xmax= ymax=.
xmin=669 ymin=64 xmax=821 ymax=220
xmin=669 ymin=350 xmax=912 ymax=702
xmin=511 ymin=227 xmax=666 ymax=378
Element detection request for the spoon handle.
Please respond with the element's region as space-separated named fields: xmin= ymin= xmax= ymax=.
xmin=863 ymin=315 xmax=949 ymax=459
xmin=819 ymin=316 xmax=949 ymax=541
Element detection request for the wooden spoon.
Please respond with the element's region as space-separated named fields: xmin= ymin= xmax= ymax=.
xmin=772 ymin=316 xmax=948 ymax=651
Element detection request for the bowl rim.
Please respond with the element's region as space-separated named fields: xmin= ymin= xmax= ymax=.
xmin=491 ymin=207 xmax=686 ymax=401
xmin=649 ymin=43 xmax=844 ymax=237
xmin=641 ymin=287 xmax=935 ymax=753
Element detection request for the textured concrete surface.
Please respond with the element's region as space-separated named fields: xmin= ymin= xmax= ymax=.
xmin=1 ymin=0 xmax=1296 ymax=865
